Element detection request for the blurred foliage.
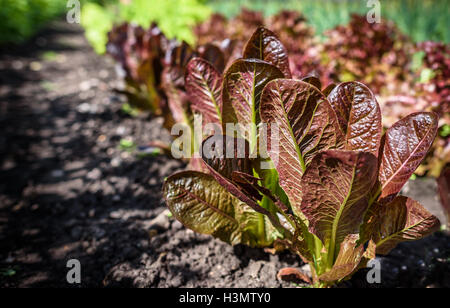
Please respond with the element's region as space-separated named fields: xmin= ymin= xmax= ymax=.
xmin=0 ymin=0 xmax=67 ymax=44
xmin=81 ymin=2 xmax=114 ymax=53
xmin=81 ymin=0 xmax=211 ymax=54
xmin=207 ymin=0 xmax=450 ymax=43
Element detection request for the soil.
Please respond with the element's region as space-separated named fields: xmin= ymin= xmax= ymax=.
xmin=0 ymin=21 xmax=449 ymax=288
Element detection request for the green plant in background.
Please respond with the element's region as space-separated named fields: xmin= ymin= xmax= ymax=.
xmin=0 ymin=0 xmax=67 ymax=44
xmin=81 ymin=0 xmax=211 ymax=54
xmin=119 ymin=0 xmax=210 ymax=43
xmin=80 ymin=2 xmax=114 ymax=54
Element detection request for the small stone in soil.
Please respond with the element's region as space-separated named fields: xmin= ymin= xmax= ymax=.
xmin=145 ymin=210 xmax=171 ymax=231
xmin=51 ymin=169 xmax=64 ymax=178
xmin=86 ymin=168 xmax=101 ymax=180
xmin=111 ymin=157 xmax=121 ymax=167
xmin=109 ymin=211 xmax=122 ymax=219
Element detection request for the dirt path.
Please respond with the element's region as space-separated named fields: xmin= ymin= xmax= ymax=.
xmin=0 ymin=21 xmax=449 ymax=288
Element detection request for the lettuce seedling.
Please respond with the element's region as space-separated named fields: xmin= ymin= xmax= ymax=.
xmin=163 ymin=27 xmax=441 ymax=287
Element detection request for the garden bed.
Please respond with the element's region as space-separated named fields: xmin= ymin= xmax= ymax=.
xmin=0 ymin=21 xmax=448 ymax=288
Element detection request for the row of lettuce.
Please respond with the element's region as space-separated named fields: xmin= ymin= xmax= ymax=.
xmin=100 ymin=10 xmax=449 ymax=287
xmin=3 ymin=1 xmax=448 ymax=287
xmin=104 ymin=8 xmax=449 ymax=178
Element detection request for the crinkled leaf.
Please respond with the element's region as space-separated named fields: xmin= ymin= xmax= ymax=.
xmin=164 ymin=171 xmax=275 ymax=246
xmin=260 ymin=79 xmax=343 ymax=211
xmin=319 ymin=234 xmax=365 ymax=282
xmin=300 ymin=150 xmax=378 ymax=258
xmin=185 ymin=57 xmax=223 ymax=125
xmin=327 ymin=81 xmax=382 ymax=156
xmin=243 ymin=27 xmax=291 ymax=78
xmin=379 ymin=112 xmax=438 ymax=200
xmin=374 ymin=196 xmax=440 ymax=254
xmin=222 ymin=59 xmax=284 ymax=133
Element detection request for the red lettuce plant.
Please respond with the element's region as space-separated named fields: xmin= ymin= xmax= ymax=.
xmin=160 ymin=41 xmax=197 ymax=130
xmin=164 ymin=27 xmax=289 ymax=246
xmin=106 ymin=21 xmax=233 ymax=162
xmin=163 ymin=27 xmax=441 ymax=287
xmin=323 ymin=14 xmax=412 ymax=94
xmin=268 ymin=10 xmax=313 ymax=53
xmin=259 ymin=80 xmax=440 ymax=286
xmin=106 ymin=22 xmax=228 ymax=119
xmin=193 ymin=13 xmax=228 ymax=46
xmin=381 ymin=41 xmax=449 ymax=123
xmin=107 ymin=22 xmax=169 ymax=113
xmin=161 ymin=40 xmax=244 ymax=173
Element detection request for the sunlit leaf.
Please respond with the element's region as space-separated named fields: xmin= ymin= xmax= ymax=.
xmin=222 ymin=59 xmax=284 ymax=135
xmin=379 ymin=112 xmax=438 ymax=200
xmin=243 ymin=26 xmax=291 ymax=78
xmin=260 ymin=79 xmax=343 ymax=211
xmin=327 ymin=81 xmax=382 ymax=156
xmin=185 ymin=57 xmax=223 ymax=125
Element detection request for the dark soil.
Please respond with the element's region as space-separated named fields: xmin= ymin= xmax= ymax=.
xmin=0 ymin=21 xmax=449 ymax=288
